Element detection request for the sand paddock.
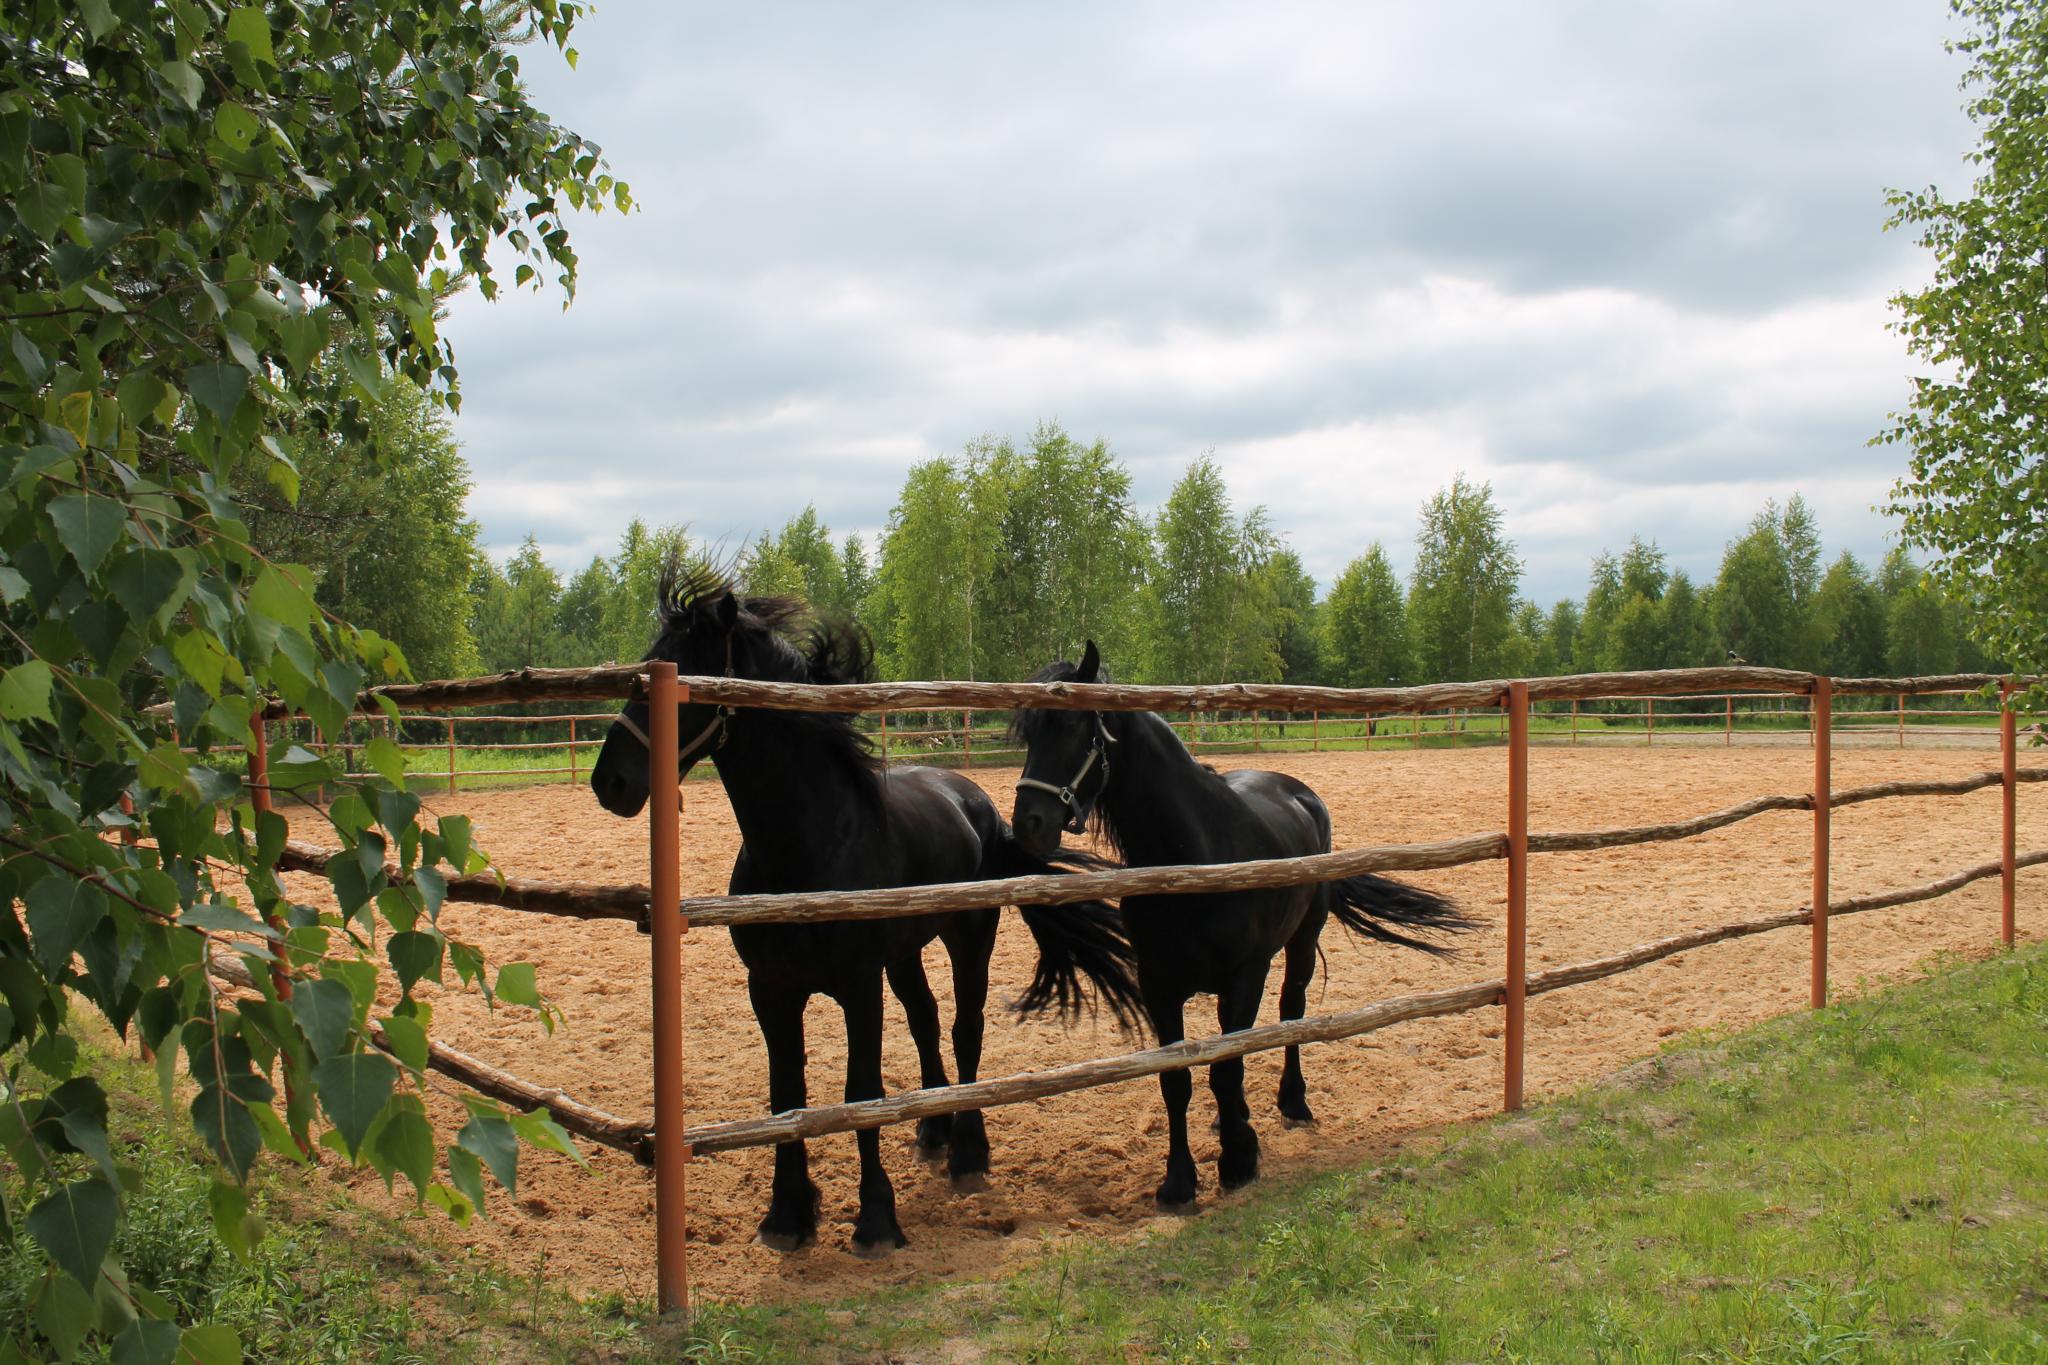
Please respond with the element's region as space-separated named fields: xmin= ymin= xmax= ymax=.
xmin=272 ymin=743 xmax=2044 ymax=1304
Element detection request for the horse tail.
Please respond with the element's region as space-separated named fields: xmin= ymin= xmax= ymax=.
xmin=995 ymin=838 xmax=1145 ymax=1031
xmin=1325 ymin=873 xmax=1478 ymax=957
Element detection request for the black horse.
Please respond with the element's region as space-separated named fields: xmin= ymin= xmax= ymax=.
xmin=589 ymin=561 xmax=1140 ymax=1257
xmin=1009 ymin=642 xmax=1475 ymax=1212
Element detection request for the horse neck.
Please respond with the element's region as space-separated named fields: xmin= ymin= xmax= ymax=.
xmin=1098 ymin=712 xmax=1228 ymax=863
xmin=707 ymin=717 xmax=879 ymax=873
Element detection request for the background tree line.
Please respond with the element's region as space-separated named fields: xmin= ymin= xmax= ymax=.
xmin=270 ymin=415 xmax=1996 ymax=688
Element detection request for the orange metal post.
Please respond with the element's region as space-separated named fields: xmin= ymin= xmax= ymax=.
xmin=446 ymin=718 xmax=458 ymax=795
xmin=1811 ymin=677 xmax=1831 ymax=1008
xmin=2003 ymin=683 xmax=2017 ymax=947
xmin=1315 ymin=710 xmax=1323 ymax=753
xmin=568 ymin=717 xmax=578 ymax=785
xmin=1504 ymin=682 xmax=1529 ymax=1112
xmin=1570 ymin=698 xmax=1579 ymax=747
xmin=1725 ymin=695 xmax=1733 ymax=746
xmin=1898 ymin=692 xmax=1906 ymax=749
xmin=1646 ymin=697 xmax=1655 ymax=747
xmin=647 ymin=663 xmax=689 ymax=1314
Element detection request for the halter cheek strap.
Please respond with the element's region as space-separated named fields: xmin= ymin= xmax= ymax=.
xmin=614 ymin=636 xmax=737 ymax=764
xmin=1014 ymin=714 xmax=1116 ymax=835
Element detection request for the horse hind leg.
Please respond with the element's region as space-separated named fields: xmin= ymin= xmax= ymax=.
xmin=748 ymin=977 xmax=821 ymax=1252
xmin=885 ymin=951 xmax=953 ymax=1162
xmin=1276 ymin=901 xmax=1324 ymax=1126
xmin=938 ymin=909 xmax=998 ymax=1190
xmin=1146 ymin=983 xmax=1200 ymax=1214
xmin=1211 ymin=970 xmax=1266 ymax=1192
xmin=840 ymin=969 xmax=908 ymax=1258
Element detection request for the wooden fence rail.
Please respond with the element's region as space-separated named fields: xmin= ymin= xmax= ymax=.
xmin=268 ymin=768 xmax=2046 ymax=930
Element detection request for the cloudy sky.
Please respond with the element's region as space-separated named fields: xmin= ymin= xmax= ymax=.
xmin=440 ymin=2 xmax=1976 ymax=605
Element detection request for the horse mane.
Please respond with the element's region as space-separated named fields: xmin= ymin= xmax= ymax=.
xmin=656 ymin=552 xmax=882 ymax=788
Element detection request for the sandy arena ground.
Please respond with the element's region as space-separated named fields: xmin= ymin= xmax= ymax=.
xmin=270 ymin=742 xmax=2044 ymax=1305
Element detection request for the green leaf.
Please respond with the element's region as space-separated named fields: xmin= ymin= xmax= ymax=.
xmin=313 ymin=1052 xmax=395 ymax=1158
xmin=110 ymin=550 xmax=198 ymax=630
xmin=224 ymin=6 xmax=275 ymax=65
xmin=387 ymin=931 xmax=442 ymax=993
xmin=377 ymin=1014 xmax=428 ymax=1073
xmin=213 ymin=103 xmax=262 ymax=153
xmin=49 ymin=494 xmax=127 ymax=575
xmin=111 ymin=1319 xmax=182 ymax=1365
xmin=115 ymin=371 xmax=167 ymax=426
xmin=374 ymin=1102 xmax=434 ymax=1199
xmin=156 ymin=60 xmax=203 ymax=111
xmin=247 ymin=564 xmax=315 ymax=632
xmin=365 ymin=735 xmax=407 ymax=786
xmin=178 ymin=1323 xmax=244 ymax=1365
xmin=15 ymin=182 xmax=69 ymax=241
xmin=25 ymin=877 xmax=108 ymax=974
xmin=184 ymin=363 xmax=249 ymax=424
xmin=437 ymin=814 xmax=475 ymax=871
xmin=447 ymin=1144 xmax=487 ymax=1215
xmin=289 ymin=978 xmax=353 ymax=1058
xmin=512 ymin=1110 xmax=582 ymax=1163
xmin=493 ymin=962 xmax=541 ymax=1010
xmin=206 ymin=1180 xmax=263 ymax=1262
xmin=275 ymin=312 xmax=326 ymax=376
xmin=25 ymin=1177 xmax=117 ymax=1287
xmin=457 ymin=1114 xmax=517 ymax=1195
xmin=0 ymin=659 xmax=55 ymax=723
xmin=191 ymin=1084 xmax=261 ymax=1180
xmin=74 ymin=0 xmax=117 ymax=39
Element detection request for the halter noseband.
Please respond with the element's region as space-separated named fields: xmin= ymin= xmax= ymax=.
xmin=612 ymin=635 xmax=737 ymax=766
xmin=1015 ymin=713 xmax=1116 ymax=835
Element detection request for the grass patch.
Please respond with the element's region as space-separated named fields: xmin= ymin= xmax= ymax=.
xmin=15 ymin=947 xmax=2046 ymax=1360
xmin=692 ymin=944 xmax=2048 ymax=1361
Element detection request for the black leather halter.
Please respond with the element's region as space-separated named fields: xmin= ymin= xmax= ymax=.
xmin=1014 ymin=713 xmax=1116 ymax=834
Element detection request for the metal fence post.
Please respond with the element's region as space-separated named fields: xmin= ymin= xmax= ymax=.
xmin=2003 ymin=682 xmax=2017 ymax=947
xmin=1646 ymin=697 xmax=1655 ymax=747
xmin=1811 ymin=676 xmax=1831 ymax=1008
xmin=568 ymin=717 xmax=578 ymax=786
xmin=1505 ymin=681 xmax=1529 ymax=1112
xmin=1725 ymin=695 xmax=1733 ymax=746
xmin=446 ymin=718 xmax=458 ymax=795
xmin=1898 ymin=692 xmax=1906 ymax=749
xmin=647 ymin=661 xmax=689 ymax=1315
xmin=1570 ymin=699 xmax=1578 ymax=747
xmin=1314 ymin=710 xmax=1322 ymax=752
xmin=963 ymin=710 xmax=973 ymax=770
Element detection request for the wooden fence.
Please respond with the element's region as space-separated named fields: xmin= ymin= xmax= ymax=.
xmin=223 ymin=664 xmax=2041 ymax=1316
xmin=205 ymin=687 xmax=2037 ymax=797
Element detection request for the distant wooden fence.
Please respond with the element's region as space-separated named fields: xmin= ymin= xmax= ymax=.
xmin=216 ymin=664 xmax=2039 ymax=1316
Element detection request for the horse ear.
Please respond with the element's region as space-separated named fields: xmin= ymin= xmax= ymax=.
xmin=1078 ymin=639 xmax=1101 ymax=683
xmin=714 ymin=590 xmax=739 ymax=632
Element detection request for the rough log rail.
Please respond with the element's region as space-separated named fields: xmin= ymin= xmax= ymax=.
xmin=266 ymin=770 xmax=2048 ymax=929
xmin=209 ymin=665 xmax=2034 ymax=720
xmin=677 ymin=846 xmax=2048 ymax=1156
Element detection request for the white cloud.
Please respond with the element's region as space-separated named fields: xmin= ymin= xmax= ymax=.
xmin=440 ymin=0 xmax=1971 ymax=603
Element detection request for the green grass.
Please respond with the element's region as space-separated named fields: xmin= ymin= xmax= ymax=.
xmin=13 ymin=946 xmax=2048 ymax=1361
xmin=680 ymin=944 xmax=2048 ymax=1362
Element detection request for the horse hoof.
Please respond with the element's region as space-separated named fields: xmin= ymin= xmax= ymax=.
xmin=1220 ymin=1168 xmax=1261 ymax=1193
xmin=915 ymin=1141 xmax=950 ymax=1163
xmin=755 ymin=1228 xmax=814 ymax=1254
xmin=1155 ymin=1194 xmax=1199 ymax=1216
xmin=950 ymin=1170 xmax=990 ymax=1194
xmin=1280 ymin=1112 xmax=1316 ymax=1130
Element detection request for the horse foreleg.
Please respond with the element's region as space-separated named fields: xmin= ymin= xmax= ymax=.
xmin=1276 ymin=902 xmax=1324 ymax=1126
xmin=1145 ymin=980 xmax=1199 ymax=1213
xmin=839 ymin=970 xmax=907 ymax=1257
xmin=885 ymin=950 xmax=953 ymax=1161
xmin=1211 ymin=968 xmax=1267 ymax=1191
xmin=748 ymin=976 xmax=819 ymax=1252
xmin=939 ymin=909 xmax=997 ymax=1189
